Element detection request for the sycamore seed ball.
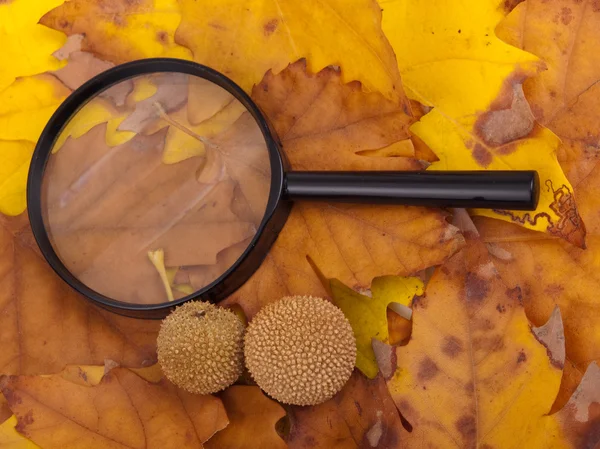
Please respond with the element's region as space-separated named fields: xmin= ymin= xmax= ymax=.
xmin=244 ymin=295 xmax=356 ymax=406
xmin=157 ymin=301 xmax=245 ymax=395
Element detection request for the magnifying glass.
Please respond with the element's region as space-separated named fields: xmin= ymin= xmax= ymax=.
xmin=27 ymin=58 xmax=539 ymax=318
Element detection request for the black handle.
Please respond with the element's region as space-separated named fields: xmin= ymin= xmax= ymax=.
xmin=284 ymin=171 xmax=539 ymax=210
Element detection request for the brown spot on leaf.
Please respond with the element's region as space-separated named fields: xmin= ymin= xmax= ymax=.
xmin=455 ymin=415 xmax=476 ymax=442
xmin=517 ymin=351 xmax=527 ymax=363
xmin=15 ymin=410 xmax=34 ymax=436
xmin=464 ymin=381 xmax=475 ymax=394
xmin=354 ymin=400 xmax=363 ymax=416
xmin=472 ymin=143 xmax=493 ymax=167
xmin=475 ymin=78 xmax=534 ymax=147
xmin=544 ymin=283 xmax=564 ymax=299
xmin=156 ymin=31 xmax=168 ymax=43
xmin=506 ymin=286 xmax=523 ymax=303
xmin=442 ymin=336 xmax=464 ymax=358
xmin=561 ymin=7 xmax=574 ymax=24
xmin=474 ymin=334 xmax=505 ymax=353
xmin=496 ymin=303 xmax=506 ymax=313
xmin=466 ymin=272 xmax=490 ymax=302
xmin=418 ymin=357 xmax=439 ymax=381
xmin=264 ymin=19 xmax=279 ymax=36
xmin=593 ymin=0 xmax=600 ymax=12
xmin=78 ymin=367 xmax=88 ymax=382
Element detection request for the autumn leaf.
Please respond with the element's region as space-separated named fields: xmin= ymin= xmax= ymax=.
xmin=330 ymin=276 xmax=423 ymax=378
xmin=204 ymin=386 xmax=287 ymax=449
xmin=377 ymin=210 xmax=600 ymax=448
xmin=0 ymin=214 xmax=160 ymax=376
xmin=0 ymin=0 xmax=66 ymax=93
xmin=285 ymin=370 xmax=403 ymax=449
xmin=220 ymin=62 xmax=464 ymax=318
xmin=41 ymin=0 xmax=191 ymax=63
xmin=380 ymin=0 xmax=586 ymax=247
xmin=475 ymin=215 xmax=600 ymax=411
xmin=175 ymin=0 xmax=402 ymax=100
xmin=496 ymin=0 xmax=600 ymax=238
xmin=0 ymin=365 xmax=229 ymax=448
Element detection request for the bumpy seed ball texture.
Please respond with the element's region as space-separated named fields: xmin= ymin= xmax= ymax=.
xmin=244 ymin=295 xmax=356 ymax=406
xmin=157 ymin=301 xmax=245 ymax=394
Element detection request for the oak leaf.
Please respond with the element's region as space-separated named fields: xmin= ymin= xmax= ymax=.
xmin=380 ymin=0 xmax=586 ymax=246
xmin=330 ymin=276 xmax=423 ymax=378
xmin=219 ymin=62 xmax=464 ymax=318
xmin=41 ymin=0 xmax=191 ymax=64
xmin=0 ymin=365 xmax=229 ymax=448
xmin=377 ymin=210 xmax=600 ymax=448
xmin=0 ymin=214 xmax=160 ymax=376
xmin=286 ymin=370 xmax=404 ymax=449
xmin=204 ymin=386 xmax=287 ymax=449
xmin=0 ymin=0 xmax=66 ymax=93
xmin=175 ymin=0 xmax=402 ymax=100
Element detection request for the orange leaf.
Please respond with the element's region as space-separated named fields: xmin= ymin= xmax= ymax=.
xmin=0 ymin=214 xmax=160 ymax=376
xmin=286 ymin=370 xmax=404 ymax=449
xmin=221 ymin=62 xmax=464 ymax=318
xmin=205 ymin=386 xmax=286 ymax=449
xmin=0 ymin=366 xmax=228 ymax=448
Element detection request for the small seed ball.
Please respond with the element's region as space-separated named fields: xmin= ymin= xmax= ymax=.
xmin=157 ymin=301 xmax=245 ymax=394
xmin=244 ymin=295 xmax=356 ymax=406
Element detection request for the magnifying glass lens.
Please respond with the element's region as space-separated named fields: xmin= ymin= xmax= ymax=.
xmin=41 ymin=72 xmax=272 ymax=305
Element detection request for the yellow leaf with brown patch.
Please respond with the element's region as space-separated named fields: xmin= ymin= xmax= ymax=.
xmin=175 ymin=0 xmax=402 ymax=100
xmin=380 ymin=0 xmax=586 ymax=247
xmin=377 ymin=210 xmax=600 ymax=448
xmin=330 ymin=276 xmax=423 ymax=378
xmin=0 ymin=0 xmax=66 ymax=93
xmin=220 ymin=62 xmax=464 ymax=319
xmin=41 ymin=0 xmax=191 ymax=63
xmin=0 ymin=366 xmax=229 ymax=449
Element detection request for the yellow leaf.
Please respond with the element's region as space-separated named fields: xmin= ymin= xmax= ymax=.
xmin=41 ymin=0 xmax=191 ymax=63
xmin=331 ymin=276 xmax=423 ymax=378
xmin=0 ymin=75 xmax=69 ymax=143
xmin=0 ymin=0 xmax=66 ymax=92
xmin=380 ymin=0 xmax=585 ymax=247
xmin=0 ymin=415 xmax=41 ymax=449
xmin=54 ymin=98 xmax=135 ymax=152
xmin=162 ymin=100 xmax=246 ymax=164
xmin=0 ymin=141 xmax=34 ymax=216
xmin=175 ymin=0 xmax=402 ymax=100
xmin=377 ymin=211 xmax=581 ymax=448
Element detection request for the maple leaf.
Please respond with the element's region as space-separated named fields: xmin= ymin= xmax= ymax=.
xmin=220 ymin=62 xmax=464 ymax=318
xmin=204 ymin=386 xmax=287 ymax=449
xmin=330 ymin=276 xmax=423 ymax=378
xmin=285 ymin=370 xmax=404 ymax=449
xmin=175 ymin=0 xmax=402 ymax=100
xmin=0 ymin=214 xmax=160 ymax=376
xmin=376 ymin=210 xmax=600 ymax=448
xmin=41 ymin=0 xmax=191 ymax=63
xmin=380 ymin=0 xmax=586 ymax=247
xmin=0 ymin=365 xmax=229 ymax=448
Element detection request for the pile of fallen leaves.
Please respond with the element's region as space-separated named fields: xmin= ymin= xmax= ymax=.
xmin=0 ymin=0 xmax=599 ymax=447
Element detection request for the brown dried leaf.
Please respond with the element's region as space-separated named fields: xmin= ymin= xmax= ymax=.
xmin=0 ymin=214 xmax=159 ymax=376
xmin=286 ymin=371 xmax=404 ymax=449
xmin=205 ymin=386 xmax=286 ymax=449
xmin=0 ymin=366 xmax=228 ymax=448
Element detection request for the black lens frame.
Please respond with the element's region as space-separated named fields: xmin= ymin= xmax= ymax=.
xmin=27 ymin=58 xmax=292 ymax=319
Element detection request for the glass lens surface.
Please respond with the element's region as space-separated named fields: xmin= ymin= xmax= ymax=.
xmin=41 ymin=72 xmax=271 ymax=304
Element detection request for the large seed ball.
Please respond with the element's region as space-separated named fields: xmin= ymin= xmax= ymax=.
xmin=157 ymin=301 xmax=245 ymax=394
xmin=244 ymin=295 xmax=356 ymax=406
